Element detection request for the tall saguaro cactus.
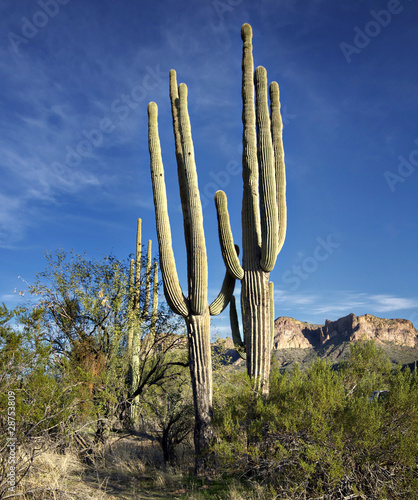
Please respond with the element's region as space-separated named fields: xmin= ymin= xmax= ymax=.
xmin=148 ymin=70 xmax=235 ymax=467
xmin=127 ymin=218 xmax=159 ymax=421
xmin=215 ymin=23 xmax=287 ymax=395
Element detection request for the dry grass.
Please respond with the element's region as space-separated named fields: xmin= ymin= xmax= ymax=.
xmin=184 ymin=479 xmax=276 ymax=500
xmin=4 ymin=435 xmax=276 ymax=499
xmin=5 ymin=434 xmax=192 ymax=499
xmin=11 ymin=446 xmax=113 ymax=499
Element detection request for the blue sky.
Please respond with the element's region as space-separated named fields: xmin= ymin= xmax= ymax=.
xmin=1 ymin=0 xmax=418 ymax=338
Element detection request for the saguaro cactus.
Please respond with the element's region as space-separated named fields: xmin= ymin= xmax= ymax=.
xmin=148 ymin=70 xmax=235 ymax=467
xmin=229 ymin=280 xmax=276 ymax=361
xmin=127 ymin=218 xmax=159 ymax=421
xmin=215 ymin=23 xmax=287 ymax=395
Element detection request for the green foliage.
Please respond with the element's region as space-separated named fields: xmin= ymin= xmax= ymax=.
xmin=25 ymin=251 xmax=133 ymax=441
xmin=2 ymin=250 xmax=187 ymax=442
xmin=142 ymin=374 xmax=194 ymax=463
xmin=0 ymin=305 xmax=76 ymax=435
xmin=0 ymin=304 xmax=87 ymax=497
xmin=341 ymin=339 xmax=392 ymax=397
xmin=28 ymin=249 xmax=130 ymax=357
xmin=1 ymin=249 xmax=192 ymax=495
xmin=212 ymin=341 xmax=418 ymax=498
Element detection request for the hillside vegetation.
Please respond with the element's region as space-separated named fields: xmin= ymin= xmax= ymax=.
xmin=1 ymin=303 xmax=418 ymax=499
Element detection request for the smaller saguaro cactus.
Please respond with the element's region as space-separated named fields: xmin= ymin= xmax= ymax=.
xmin=148 ymin=70 xmax=236 ymax=468
xmin=127 ymin=218 xmax=159 ymax=422
xmin=215 ymin=23 xmax=287 ymax=395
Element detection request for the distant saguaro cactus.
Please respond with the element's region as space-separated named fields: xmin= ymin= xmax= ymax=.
xmin=215 ymin=23 xmax=287 ymax=395
xmin=148 ymin=71 xmax=235 ymax=468
xmin=127 ymin=218 xmax=158 ymax=422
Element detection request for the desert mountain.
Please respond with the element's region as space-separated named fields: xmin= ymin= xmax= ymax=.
xmin=273 ymin=313 xmax=418 ymax=350
xmin=218 ymin=313 xmax=418 ymax=370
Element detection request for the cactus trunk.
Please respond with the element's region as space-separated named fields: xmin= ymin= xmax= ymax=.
xmin=185 ymin=308 xmax=213 ymax=464
xmin=242 ymin=268 xmax=271 ymax=394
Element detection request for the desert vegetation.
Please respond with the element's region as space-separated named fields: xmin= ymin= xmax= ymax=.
xmin=1 ymin=257 xmax=418 ymax=499
xmin=2 ymin=20 xmax=417 ymax=500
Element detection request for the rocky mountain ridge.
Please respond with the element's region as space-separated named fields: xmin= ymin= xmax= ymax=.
xmin=273 ymin=313 xmax=418 ymax=350
xmin=218 ymin=313 xmax=418 ymax=371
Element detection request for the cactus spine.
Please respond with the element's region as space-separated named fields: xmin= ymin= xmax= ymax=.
xmin=148 ymin=70 xmax=235 ymax=467
xmin=215 ymin=24 xmax=287 ymax=395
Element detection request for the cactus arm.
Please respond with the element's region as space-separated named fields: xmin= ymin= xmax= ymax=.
xmin=150 ymin=260 xmax=159 ymax=342
xmin=269 ymin=281 xmax=275 ymax=348
xmin=270 ymin=81 xmax=287 ymax=254
xmin=241 ymin=23 xmax=261 ymax=265
xmin=169 ymin=70 xmax=192 ymax=269
xmin=130 ymin=253 xmax=142 ymax=404
xmin=255 ymin=66 xmax=279 ymax=272
xmin=169 ymin=70 xmax=186 ymax=201
xmin=230 ymin=295 xmax=243 ymax=347
xmin=127 ymin=258 xmax=135 ymax=355
xmin=148 ymin=102 xmax=189 ymax=318
xmin=135 ymin=219 xmax=142 ymax=310
xmin=214 ymin=190 xmax=244 ymax=280
xmin=177 ymin=83 xmax=208 ymax=315
xmin=128 ymin=258 xmax=135 ymax=311
xmin=209 ymin=261 xmax=237 ymax=316
xmin=141 ymin=239 xmax=152 ymax=319
xmin=230 ymin=295 xmax=246 ymax=359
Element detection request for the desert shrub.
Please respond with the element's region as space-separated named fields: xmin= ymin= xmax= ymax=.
xmin=0 ymin=305 xmax=87 ymax=498
xmin=212 ymin=341 xmax=418 ymax=499
xmin=141 ymin=374 xmax=194 ymax=464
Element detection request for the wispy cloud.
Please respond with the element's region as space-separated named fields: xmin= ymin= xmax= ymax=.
xmin=275 ymin=290 xmax=320 ymax=307
xmin=0 ymin=25 xmax=168 ymax=247
xmin=275 ymin=289 xmax=418 ymax=325
xmin=369 ymin=295 xmax=418 ymax=313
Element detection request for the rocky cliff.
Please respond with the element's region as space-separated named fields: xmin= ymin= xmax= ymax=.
xmin=274 ymin=313 xmax=418 ymax=349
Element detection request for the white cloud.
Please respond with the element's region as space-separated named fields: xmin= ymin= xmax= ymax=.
xmin=273 ymin=289 xmax=418 ymax=324
xmin=275 ymin=289 xmax=320 ymax=307
xmin=369 ymin=295 xmax=418 ymax=313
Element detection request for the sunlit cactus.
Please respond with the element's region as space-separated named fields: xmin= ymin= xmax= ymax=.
xmin=148 ymin=71 xmax=236 ymax=469
xmin=127 ymin=218 xmax=159 ymax=423
xmin=216 ymin=23 xmax=287 ymax=395
xmin=229 ymin=280 xmax=276 ymax=362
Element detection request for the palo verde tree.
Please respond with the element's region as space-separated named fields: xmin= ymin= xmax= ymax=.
xmin=215 ymin=23 xmax=287 ymax=395
xmin=27 ymin=249 xmax=186 ymax=442
xmin=148 ymin=71 xmax=237 ymax=468
xmin=28 ymin=250 xmax=130 ymax=442
xmin=29 ymin=250 xmax=128 ymax=363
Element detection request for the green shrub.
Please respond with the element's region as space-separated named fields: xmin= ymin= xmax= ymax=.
xmin=212 ymin=341 xmax=418 ymax=498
